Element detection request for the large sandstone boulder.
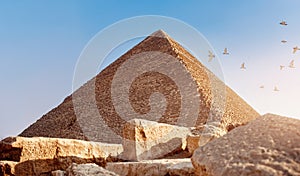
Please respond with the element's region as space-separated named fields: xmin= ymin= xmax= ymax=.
xmin=0 ymin=137 xmax=123 ymax=175
xmin=66 ymin=163 xmax=119 ymax=176
xmin=192 ymin=114 xmax=300 ymax=176
xmin=105 ymin=158 xmax=194 ymax=176
xmin=120 ymin=119 xmax=191 ymax=161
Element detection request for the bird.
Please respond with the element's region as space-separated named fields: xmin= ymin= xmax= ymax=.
xmin=260 ymin=85 xmax=264 ymax=89
xmin=289 ymin=60 xmax=296 ymax=68
xmin=281 ymin=40 xmax=287 ymax=43
xmin=280 ymin=65 xmax=285 ymax=70
xmin=274 ymin=86 xmax=280 ymax=92
xmin=240 ymin=62 xmax=246 ymax=70
xmin=280 ymin=21 xmax=288 ymax=26
xmin=208 ymin=50 xmax=215 ymax=62
xmin=223 ymin=48 xmax=229 ymax=55
xmin=293 ymin=46 xmax=300 ymax=54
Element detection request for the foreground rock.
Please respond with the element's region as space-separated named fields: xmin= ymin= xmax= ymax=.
xmin=67 ymin=163 xmax=119 ymax=176
xmin=51 ymin=170 xmax=66 ymax=176
xmin=0 ymin=161 xmax=18 ymax=176
xmin=120 ymin=119 xmax=191 ymax=161
xmin=187 ymin=123 xmax=227 ymax=154
xmin=105 ymin=158 xmax=194 ymax=176
xmin=0 ymin=137 xmax=123 ymax=175
xmin=192 ymin=114 xmax=300 ymax=176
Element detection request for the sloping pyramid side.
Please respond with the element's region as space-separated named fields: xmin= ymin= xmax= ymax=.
xmin=20 ymin=30 xmax=259 ymax=143
xmin=164 ymin=33 xmax=259 ymax=126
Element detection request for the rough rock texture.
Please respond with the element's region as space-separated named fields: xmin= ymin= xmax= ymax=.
xmin=187 ymin=123 xmax=227 ymax=154
xmin=20 ymin=30 xmax=259 ymax=144
xmin=187 ymin=135 xmax=201 ymax=155
xmin=67 ymin=163 xmax=119 ymax=176
xmin=120 ymin=119 xmax=191 ymax=161
xmin=0 ymin=137 xmax=122 ymax=175
xmin=105 ymin=158 xmax=194 ymax=176
xmin=0 ymin=161 xmax=18 ymax=176
xmin=51 ymin=170 xmax=66 ymax=176
xmin=192 ymin=114 xmax=300 ymax=176
xmin=167 ymin=161 xmax=195 ymax=176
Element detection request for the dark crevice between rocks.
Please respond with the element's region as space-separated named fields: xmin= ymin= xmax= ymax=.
xmin=0 ymin=147 xmax=22 ymax=162
xmin=161 ymin=148 xmax=192 ymax=159
xmin=139 ymin=129 xmax=147 ymax=141
xmin=226 ymin=122 xmax=247 ymax=132
xmin=0 ymin=164 xmax=14 ymax=176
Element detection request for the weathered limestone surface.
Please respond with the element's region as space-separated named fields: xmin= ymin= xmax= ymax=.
xmin=105 ymin=158 xmax=194 ymax=176
xmin=192 ymin=114 xmax=300 ymax=176
xmin=187 ymin=123 xmax=227 ymax=154
xmin=66 ymin=163 xmax=119 ymax=176
xmin=167 ymin=161 xmax=195 ymax=176
xmin=120 ymin=119 xmax=191 ymax=161
xmin=51 ymin=170 xmax=66 ymax=176
xmin=0 ymin=137 xmax=123 ymax=175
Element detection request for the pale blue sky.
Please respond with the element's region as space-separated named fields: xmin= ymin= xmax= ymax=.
xmin=1 ymin=0 xmax=300 ymax=137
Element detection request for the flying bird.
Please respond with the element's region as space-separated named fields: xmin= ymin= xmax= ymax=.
xmin=274 ymin=86 xmax=280 ymax=92
xmin=280 ymin=65 xmax=285 ymax=70
xmin=240 ymin=62 xmax=246 ymax=70
xmin=259 ymin=85 xmax=264 ymax=89
xmin=223 ymin=48 xmax=229 ymax=55
xmin=293 ymin=46 xmax=300 ymax=54
xmin=289 ymin=60 xmax=296 ymax=68
xmin=280 ymin=21 xmax=288 ymax=26
xmin=281 ymin=40 xmax=287 ymax=43
xmin=208 ymin=50 xmax=215 ymax=62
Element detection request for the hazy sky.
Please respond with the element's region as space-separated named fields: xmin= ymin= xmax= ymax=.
xmin=1 ymin=0 xmax=300 ymax=137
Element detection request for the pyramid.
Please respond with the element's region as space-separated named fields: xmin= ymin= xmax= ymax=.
xmin=20 ymin=30 xmax=259 ymax=143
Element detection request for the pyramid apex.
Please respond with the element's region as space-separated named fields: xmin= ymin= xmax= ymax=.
xmin=150 ymin=29 xmax=170 ymax=38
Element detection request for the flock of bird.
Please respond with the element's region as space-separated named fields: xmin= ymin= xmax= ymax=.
xmin=207 ymin=20 xmax=299 ymax=92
